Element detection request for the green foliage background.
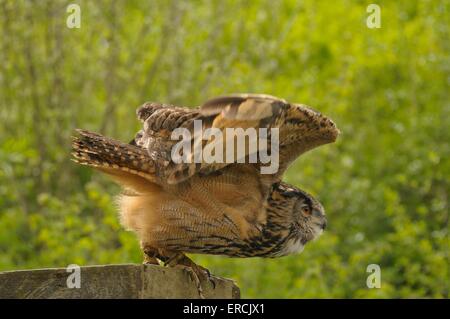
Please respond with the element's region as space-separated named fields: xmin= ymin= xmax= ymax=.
xmin=0 ymin=0 xmax=448 ymax=298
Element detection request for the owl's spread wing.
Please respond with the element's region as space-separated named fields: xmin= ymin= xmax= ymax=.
xmin=134 ymin=94 xmax=339 ymax=184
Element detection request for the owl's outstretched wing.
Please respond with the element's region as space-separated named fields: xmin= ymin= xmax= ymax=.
xmin=72 ymin=129 xmax=164 ymax=192
xmin=135 ymin=94 xmax=339 ymax=184
xmin=199 ymin=94 xmax=339 ymax=179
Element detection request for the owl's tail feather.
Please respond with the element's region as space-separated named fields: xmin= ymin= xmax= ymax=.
xmin=72 ymin=129 xmax=159 ymax=185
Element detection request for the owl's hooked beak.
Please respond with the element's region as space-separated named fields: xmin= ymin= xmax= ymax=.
xmin=311 ymin=206 xmax=327 ymax=236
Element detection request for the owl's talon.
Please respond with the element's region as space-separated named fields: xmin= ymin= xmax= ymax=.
xmin=202 ymin=268 xmax=216 ymax=289
xmin=161 ymin=252 xmax=213 ymax=298
xmin=141 ymin=245 xmax=160 ymax=265
xmin=177 ymin=265 xmax=205 ymax=299
xmin=209 ymin=276 xmax=217 ymax=289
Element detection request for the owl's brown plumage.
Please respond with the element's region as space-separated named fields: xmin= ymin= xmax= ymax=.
xmin=72 ymin=93 xmax=339 ymax=297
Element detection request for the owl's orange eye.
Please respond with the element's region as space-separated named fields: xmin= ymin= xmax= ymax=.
xmin=301 ymin=206 xmax=311 ymax=216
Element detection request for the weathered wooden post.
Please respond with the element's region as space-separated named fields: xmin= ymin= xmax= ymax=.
xmin=0 ymin=264 xmax=240 ymax=299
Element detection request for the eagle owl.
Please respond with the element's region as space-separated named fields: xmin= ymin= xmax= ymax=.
xmin=72 ymin=94 xmax=339 ymax=297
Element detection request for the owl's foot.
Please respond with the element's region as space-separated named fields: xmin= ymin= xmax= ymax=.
xmin=142 ymin=254 xmax=159 ymax=265
xmin=141 ymin=245 xmax=160 ymax=265
xmin=140 ymin=246 xmax=215 ymax=298
xmin=163 ymin=252 xmax=216 ymax=299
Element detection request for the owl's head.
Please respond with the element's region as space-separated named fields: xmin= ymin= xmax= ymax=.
xmin=270 ymin=182 xmax=327 ymax=251
xmin=293 ymin=188 xmax=327 ymax=241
